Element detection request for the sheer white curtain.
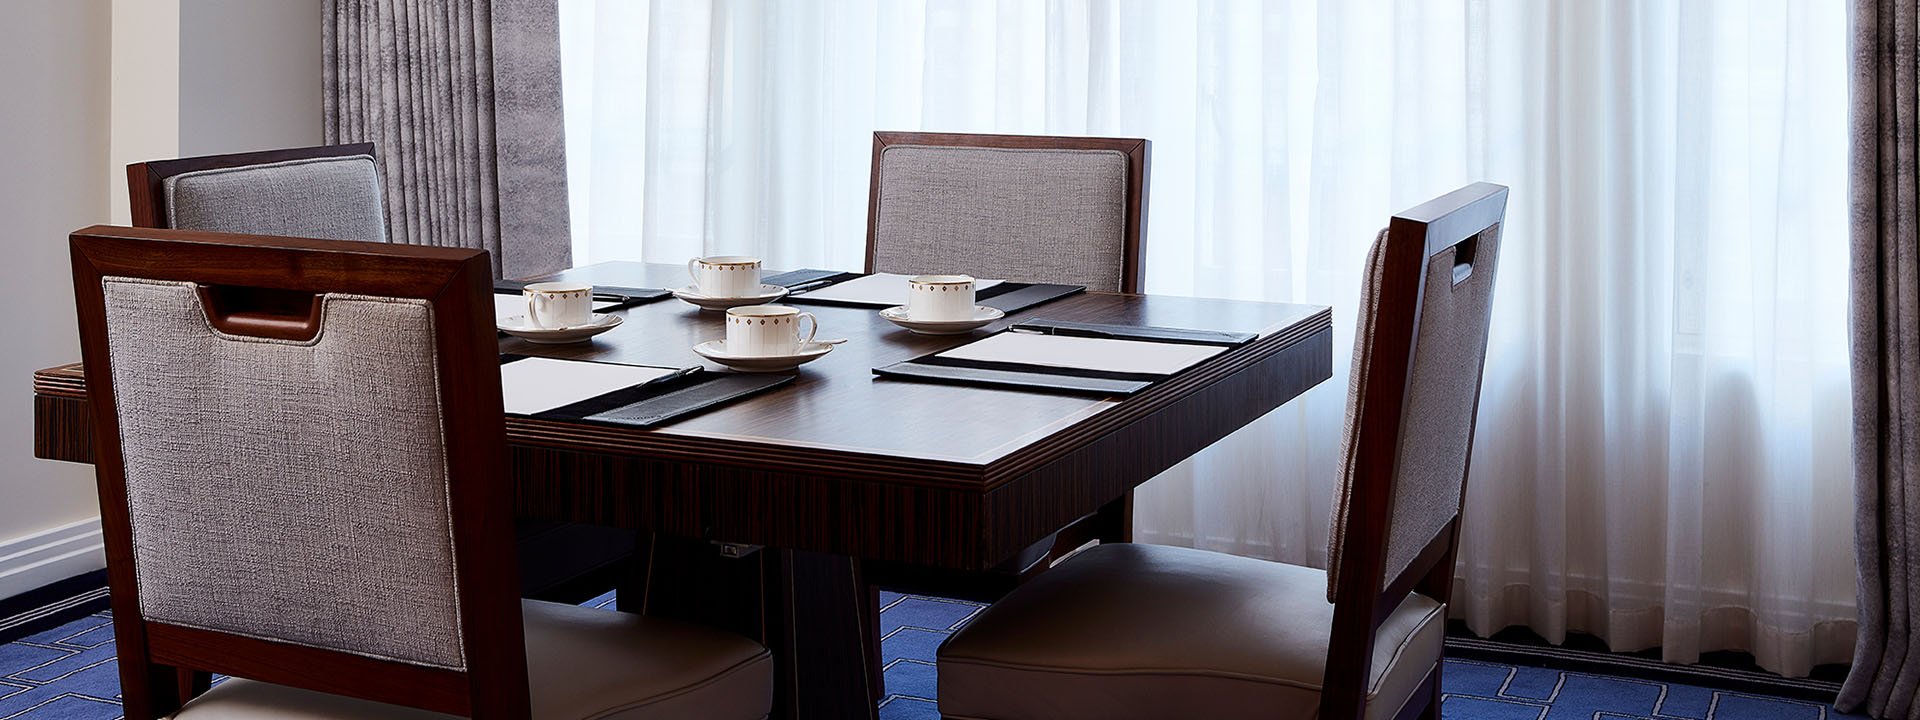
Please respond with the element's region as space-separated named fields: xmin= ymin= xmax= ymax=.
xmin=558 ymin=0 xmax=1855 ymax=677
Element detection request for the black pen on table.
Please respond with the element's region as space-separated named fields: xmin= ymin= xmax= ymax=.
xmin=1009 ymin=323 xmax=1117 ymax=340
xmin=642 ymin=366 xmax=702 ymax=388
xmin=786 ymin=279 xmax=835 ymax=294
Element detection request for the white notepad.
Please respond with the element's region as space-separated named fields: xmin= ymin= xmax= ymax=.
xmin=500 ymin=357 xmax=679 ymax=415
xmin=493 ymin=294 xmax=620 ymax=326
xmin=937 ymin=332 xmax=1227 ymax=376
xmin=793 ymin=273 xmax=1004 ymax=307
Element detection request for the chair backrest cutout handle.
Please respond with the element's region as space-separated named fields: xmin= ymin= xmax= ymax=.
xmin=196 ymin=285 xmax=325 ymax=342
xmin=1450 ymin=233 xmax=1479 ymax=286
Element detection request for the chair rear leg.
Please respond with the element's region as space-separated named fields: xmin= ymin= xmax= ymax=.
xmin=1386 ymin=660 xmax=1443 ymax=720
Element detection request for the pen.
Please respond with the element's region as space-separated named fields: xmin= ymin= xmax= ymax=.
xmin=1043 ymin=326 xmax=1118 ymax=340
xmin=786 ymin=279 xmax=835 ymax=293
xmin=643 ymin=366 xmax=703 ymax=388
xmin=1011 ymin=323 xmax=1117 ymax=340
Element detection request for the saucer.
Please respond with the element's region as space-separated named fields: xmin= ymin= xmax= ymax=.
xmin=499 ymin=313 xmax=623 ymax=344
xmin=672 ymin=284 xmax=790 ymax=311
xmin=879 ymin=305 xmax=1005 ymax=335
xmin=693 ymin=340 xmax=835 ymax=373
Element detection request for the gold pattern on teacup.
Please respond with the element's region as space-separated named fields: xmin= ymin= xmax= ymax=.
xmin=523 ymin=282 xmax=594 ymax=329
xmin=906 ymin=275 xmax=976 ymax=322
xmin=723 ymin=304 xmax=816 ymax=356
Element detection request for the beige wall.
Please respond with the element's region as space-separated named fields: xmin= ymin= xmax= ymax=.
xmin=107 ymin=0 xmax=180 ymax=225
xmin=179 ymin=0 xmax=325 ymax=157
xmin=110 ymin=0 xmax=324 ymax=224
xmin=1 ymin=0 xmax=323 ymax=600
xmin=0 ymin=0 xmax=115 ymax=598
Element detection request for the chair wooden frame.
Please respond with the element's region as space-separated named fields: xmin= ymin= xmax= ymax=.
xmin=125 ymin=143 xmax=378 ymax=229
xmin=1320 ymin=183 xmax=1508 ymax=720
xmin=69 ymin=225 xmax=528 ymax=719
xmin=865 ymin=131 xmax=1152 ymax=294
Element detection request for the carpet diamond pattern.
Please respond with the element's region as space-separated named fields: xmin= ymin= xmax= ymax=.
xmin=0 ymin=591 xmax=1863 ymax=719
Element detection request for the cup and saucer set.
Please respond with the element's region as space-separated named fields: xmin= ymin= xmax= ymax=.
xmin=681 ymin=256 xmax=843 ymax=372
xmin=498 ymin=282 xmax=623 ymax=344
xmin=695 ymin=303 xmax=846 ymax=372
xmin=672 ymin=256 xmax=790 ymax=311
xmin=879 ymin=274 xmax=1004 ymax=335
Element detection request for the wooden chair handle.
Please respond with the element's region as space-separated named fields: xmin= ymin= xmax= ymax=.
xmin=195 ymin=285 xmax=325 ymax=342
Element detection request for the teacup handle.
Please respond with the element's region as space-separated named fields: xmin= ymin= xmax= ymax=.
xmin=527 ymin=293 xmax=551 ymax=329
xmin=686 ymin=258 xmax=702 ymax=292
xmin=794 ymin=312 xmax=818 ymax=346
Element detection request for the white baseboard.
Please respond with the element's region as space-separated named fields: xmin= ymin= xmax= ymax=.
xmin=0 ymin=517 xmax=106 ymax=603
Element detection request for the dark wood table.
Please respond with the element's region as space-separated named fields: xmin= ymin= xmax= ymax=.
xmin=33 ymin=261 xmax=1332 ymax=719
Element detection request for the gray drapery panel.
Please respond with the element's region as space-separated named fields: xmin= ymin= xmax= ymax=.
xmin=322 ymin=0 xmax=571 ymax=279
xmin=1842 ymin=1 xmax=1920 ymax=718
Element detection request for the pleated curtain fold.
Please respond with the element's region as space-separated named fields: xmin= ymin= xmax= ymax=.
xmin=1842 ymin=0 xmax=1920 ymax=717
xmin=560 ymin=0 xmax=1857 ymax=678
xmin=323 ymin=0 xmax=571 ymax=279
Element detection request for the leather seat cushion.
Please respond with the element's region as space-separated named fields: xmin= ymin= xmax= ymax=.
xmin=936 ymin=544 xmax=1443 ymax=720
xmin=171 ymin=599 xmax=772 ymax=719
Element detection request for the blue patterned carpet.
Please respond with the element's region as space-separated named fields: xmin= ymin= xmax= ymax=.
xmin=0 ymin=589 xmax=1864 ymax=719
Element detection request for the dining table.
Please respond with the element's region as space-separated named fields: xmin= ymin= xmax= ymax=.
xmin=31 ymin=260 xmax=1333 ymax=720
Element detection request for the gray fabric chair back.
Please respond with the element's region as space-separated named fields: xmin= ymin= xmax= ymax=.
xmin=98 ymin=276 xmax=466 ymax=668
xmin=73 ymin=227 xmax=526 ymax=715
xmin=163 ymin=155 xmax=388 ymax=243
xmin=1325 ymin=185 xmax=1507 ymax=603
xmin=868 ymin=133 xmax=1149 ymax=293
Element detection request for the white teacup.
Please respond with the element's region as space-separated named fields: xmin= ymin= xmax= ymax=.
xmin=906 ymin=275 xmax=977 ymax=322
xmin=688 ymin=255 xmax=763 ymax=298
xmin=524 ymin=282 xmax=593 ymax=329
xmin=725 ymin=305 xmax=817 ymax=357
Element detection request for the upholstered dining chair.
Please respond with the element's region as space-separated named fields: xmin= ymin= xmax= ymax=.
xmin=126 ymin=143 xmax=388 ymax=242
xmin=858 ymin=131 xmax=1154 ymax=694
xmin=129 ymin=144 xmax=636 ymax=600
xmin=69 ymin=226 xmax=773 ymax=720
xmin=864 ymin=132 xmax=1153 ymax=566
xmin=934 ymin=183 xmax=1510 ymax=720
xmin=865 ymin=131 xmax=1151 ymax=293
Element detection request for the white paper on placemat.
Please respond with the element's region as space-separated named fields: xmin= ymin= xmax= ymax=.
xmin=493 ymin=294 xmax=620 ymax=326
xmin=792 ymin=273 xmax=1004 ymax=307
xmin=937 ymin=332 xmax=1226 ymax=376
xmin=500 ymin=357 xmax=679 ymax=415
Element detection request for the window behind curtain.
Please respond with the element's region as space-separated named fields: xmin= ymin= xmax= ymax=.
xmin=557 ymin=0 xmax=1853 ymax=678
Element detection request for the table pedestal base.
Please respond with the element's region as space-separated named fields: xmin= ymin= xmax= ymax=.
xmin=621 ymin=535 xmax=883 ymax=720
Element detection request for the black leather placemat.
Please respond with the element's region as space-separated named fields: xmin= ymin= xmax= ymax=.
xmin=500 ymin=356 xmax=793 ymax=427
xmin=869 ymin=316 xmax=1251 ymax=396
xmin=1009 ymin=318 xmax=1256 ymax=346
xmin=872 ymin=360 xmax=1151 ymax=396
xmin=777 ymin=273 xmax=1085 ymax=315
xmin=977 ymin=283 xmax=1086 ymax=314
xmin=762 ymin=269 xmax=858 ymax=289
xmin=580 ymin=373 xmax=794 ymax=427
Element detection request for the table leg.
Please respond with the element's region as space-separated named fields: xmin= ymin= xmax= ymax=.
xmin=1094 ymin=489 xmax=1134 ymax=543
xmin=627 ymin=535 xmax=881 ymax=720
xmin=770 ymin=549 xmax=883 ymax=719
xmin=613 ymin=534 xmax=652 ymax=615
